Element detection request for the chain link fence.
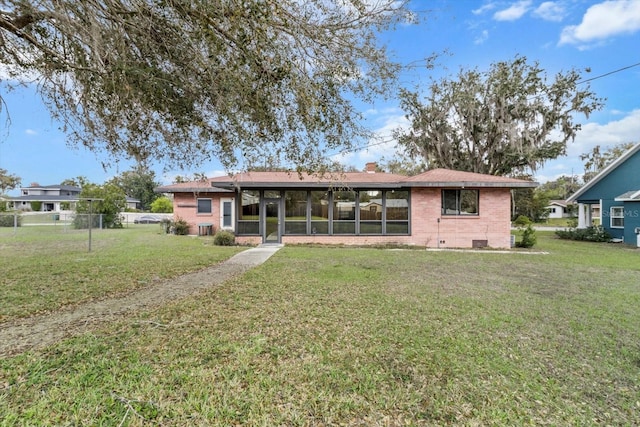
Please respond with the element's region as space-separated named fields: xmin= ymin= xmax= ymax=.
xmin=0 ymin=212 xmax=172 ymax=234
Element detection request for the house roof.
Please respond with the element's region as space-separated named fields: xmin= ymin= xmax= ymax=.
xmin=156 ymin=168 xmax=536 ymax=192
xmin=567 ymin=143 xmax=640 ymax=202
xmin=21 ymin=184 xmax=81 ymax=192
xmin=546 ymin=199 xmax=573 ymax=208
xmin=402 ymin=168 xmax=537 ymax=188
xmin=155 ymin=180 xmax=233 ymax=193
xmin=614 ymin=189 xmax=640 ymax=201
xmin=209 ymin=171 xmax=409 ymax=189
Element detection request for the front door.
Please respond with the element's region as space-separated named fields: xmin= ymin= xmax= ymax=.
xmin=264 ymin=199 xmax=281 ymax=243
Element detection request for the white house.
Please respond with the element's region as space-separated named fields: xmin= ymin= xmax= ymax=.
xmin=8 ymin=183 xmax=140 ymax=212
xmin=545 ymin=200 xmax=575 ymax=219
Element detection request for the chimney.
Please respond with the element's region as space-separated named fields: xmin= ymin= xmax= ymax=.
xmin=365 ymin=162 xmax=377 ymax=173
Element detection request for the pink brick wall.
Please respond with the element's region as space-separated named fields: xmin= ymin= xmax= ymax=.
xmin=173 ymin=192 xmax=225 ymax=235
xmin=173 ymin=188 xmax=513 ymax=248
xmin=409 ymin=188 xmax=512 ymax=248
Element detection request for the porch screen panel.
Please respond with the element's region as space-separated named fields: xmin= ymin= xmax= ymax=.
xmin=359 ymin=190 xmax=382 ymax=234
xmin=285 ymin=191 xmax=308 ymax=234
xmin=310 ymin=191 xmax=329 ymax=234
xmin=333 ymin=191 xmax=356 ymax=234
xmin=237 ymin=190 xmax=260 ymax=235
xmin=386 ymin=190 xmax=409 ymax=234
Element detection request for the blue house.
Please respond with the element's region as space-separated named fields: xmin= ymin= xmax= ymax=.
xmin=567 ymin=143 xmax=640 ymax=246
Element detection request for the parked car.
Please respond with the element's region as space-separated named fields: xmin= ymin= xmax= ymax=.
xmin=134 ymin=215 xmax=165 ymax=224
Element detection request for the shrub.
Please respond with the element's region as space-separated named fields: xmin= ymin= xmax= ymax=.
xmin=556 ymin=225 xmax=611 ymax=242
xmin=170 ymin=218 xmax=190 ymax=235
xmin=213 ymin=230 xmax=236 ymax=246
xmin=0 ymin=213 xmax=21 ymax=227
xmin=513 ymin=215 xmax=532 ymax=227
xmin=516 ymin=224 xmax=537 ymax=248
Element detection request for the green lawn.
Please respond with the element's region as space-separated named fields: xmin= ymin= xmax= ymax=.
xmin=1 ymin=231 xmax=640 ymax=425
xmin=0 ymin=225 xmax=245 ymax=322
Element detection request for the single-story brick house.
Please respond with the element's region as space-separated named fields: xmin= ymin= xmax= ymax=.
xmin=156 ymin=165 xmax=536 ymax=248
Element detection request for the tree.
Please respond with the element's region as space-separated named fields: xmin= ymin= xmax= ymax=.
xmin=536 ymin=175 xmax=582 ymax=201
xmin=395 ymin=56 xmax=604 ymax=176
xmin=380 ymin=154 xmax=426 ymax=176
xmin=512 ymin=185 xmax=550 ymax=222
xmin=108 ymin=165 xmax=160 ymax=211
xmin=75 ymin=183 xmax=126 ymax=228
xmin=0 ymin=168 xmax=21 ymax=194
xmin=0 ymin=1 xmax=409 ymax=171
xmin=150 ymin=196 xmax=173 ymax=214
xmin=580 ymin=142 xmax=636 ymax=183
xmin=60 ymin=176 xmax=89 ymax=188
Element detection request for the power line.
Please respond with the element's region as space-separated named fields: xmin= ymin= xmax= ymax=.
xmin=577 ymin=62 xmax=640 ymax=84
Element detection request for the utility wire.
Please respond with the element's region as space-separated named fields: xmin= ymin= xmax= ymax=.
xmin=577 ymin=61 xmax=640 ymax=84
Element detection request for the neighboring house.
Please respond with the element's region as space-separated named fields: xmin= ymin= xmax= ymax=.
xmin=156 ymin=164 xmax=536 ymax=248
xmin=545 ymin=200 xmax=575 ymax=219
xmin=8 ymin=183 xmax=141 ymax=212
xmin=567 ymin=142 xmax=640 ymax=245
xmin=9 ymin=184 xmax=82 ymax=212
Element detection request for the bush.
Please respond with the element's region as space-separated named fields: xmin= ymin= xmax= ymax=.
xmin=516 ymin=224 xmax=537 ymax=248
xmin=513 ymin=215 xmax=532 ymax=227
xmin=213 ymin=230 xmax=236 ymax=246
xmin=0 ymin=213 xmax=21 ymax=227
xmin=170 ymin=218 xmax=190 ymax=235
xmin=555 ymin=225 xmax=611 ymax=242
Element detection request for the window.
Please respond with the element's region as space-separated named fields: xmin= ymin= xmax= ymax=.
xmin=386 ymin=190 xmax=409 ymax=234
xmin=310 ymin=191 xmax=329 ymax=234
xmin=332 ymin=190 xmax=356 ymax=234
xmin=220 ymin=198 xmax=234 ymax=229
xmin=610 ymin=206 xmax=624 ymax=228
xmin=442 ymin=189 xmax=479 ymax=215
xmin=197 ymin=198 xmax=212 ymax=214
xmin=285 ymin=191 xmax=308 ymax=234
xmin=238 ymin=190 xmax=260 ymax=234
xmin=233 ymin=189 xmax=410 ymax=237
xmin=360 ymin=190 xmax=382 ymax=235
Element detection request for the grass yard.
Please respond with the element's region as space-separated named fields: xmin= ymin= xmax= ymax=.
xmin=1 ymin=231 xmax=640 ymax=425
xmin=0 ymin=225 xmax=245 ymax=322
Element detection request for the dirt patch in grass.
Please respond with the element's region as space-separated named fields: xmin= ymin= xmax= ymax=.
xmin=0 ymin=260 xmax=253 ymax=357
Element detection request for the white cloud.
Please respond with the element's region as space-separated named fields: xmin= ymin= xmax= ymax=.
xmin=493 ymin=0 xmax=532 ymax=21
xmin=472 ymin=2 xmax=497 ymax=15
xmin=566 ymin=109 xmax=640 ymax=157
xmin=533 ymin=1 xmax=566 ymax=22
xmin=474 ymin=29 xmax=490 ymax=44
xmin=25 ymin=129 xmax=38 ymax=136
xmin=537 ymin=109 xmax=640 ymax=182
xmin=559 ymin=0 xmax=640 ymax=46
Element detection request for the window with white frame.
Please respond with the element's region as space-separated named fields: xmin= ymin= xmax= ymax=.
xmin=197 ymin=198 xmax=212 ymax=214
xmin=220 ymin=198 xmax=234 ymax=229
xmin=610 ymin=206 xmax=624 ymax=228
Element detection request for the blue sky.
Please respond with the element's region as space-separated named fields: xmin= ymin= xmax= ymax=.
xmin=1 ymin=0 xmax=640 ymax=195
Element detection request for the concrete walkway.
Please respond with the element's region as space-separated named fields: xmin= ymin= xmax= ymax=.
xmin=0 ymin=245 xmax=283 ymax=357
